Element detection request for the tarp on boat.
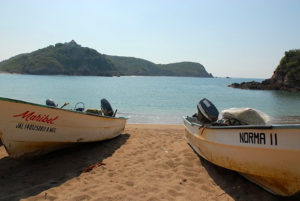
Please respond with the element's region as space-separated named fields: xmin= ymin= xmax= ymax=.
xmin=221 ymin=108 xmax=270 ymax=125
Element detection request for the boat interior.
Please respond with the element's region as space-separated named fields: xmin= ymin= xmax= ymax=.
xmin=186 ymin=98 xmax=300 ymax=129
xmin=45 ymin=98 xmax=117 ymax=117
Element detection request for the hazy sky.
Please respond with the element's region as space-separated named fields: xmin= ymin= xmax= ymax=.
xmin=1 ymin=0 xmax=299 ymax=78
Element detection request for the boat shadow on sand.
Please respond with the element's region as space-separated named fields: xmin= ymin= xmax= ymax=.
xmin=0 ymin=133 xmax=130 ymax=201
xmin=193 ymin=147 xmax=300 ymax=201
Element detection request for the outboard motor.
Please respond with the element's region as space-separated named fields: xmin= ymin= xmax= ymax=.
xmin=197 ymin=98 xmax=219 ymax=123
xmin=46 ymin=99 xmax=57 ymax=107
xmin=101 ymin=98 xmax=114 ymax=117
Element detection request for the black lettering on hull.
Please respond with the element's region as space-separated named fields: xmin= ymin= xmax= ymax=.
xmin=239 ymin=132 xmax=265 ymax=144
xmin=240 ymin=132 xmax=278 ymax=146
xmin=15 ymin=123 xmax=57 ymax=133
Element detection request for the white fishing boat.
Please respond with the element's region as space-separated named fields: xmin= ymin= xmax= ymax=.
xmin=0 ymin=97 xmax=127 ymax=158
xmin=183 ymin=98 xmax=300 ymax=196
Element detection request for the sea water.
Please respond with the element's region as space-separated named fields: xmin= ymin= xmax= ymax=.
xmin=0 ymin=74 xmax=299 ymax=124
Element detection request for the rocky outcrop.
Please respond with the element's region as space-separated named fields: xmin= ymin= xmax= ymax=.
xmin=229 ymin=50 xmax=300 ymax=92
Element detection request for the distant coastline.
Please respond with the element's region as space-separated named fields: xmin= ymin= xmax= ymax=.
xmin=0 ymin=40 xmax=213 ymax=78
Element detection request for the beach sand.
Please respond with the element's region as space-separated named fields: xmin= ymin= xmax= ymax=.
xmin=0 ymin=124 xmax=298 ymax=201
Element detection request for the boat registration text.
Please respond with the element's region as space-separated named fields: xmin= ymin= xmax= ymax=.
xmin=239 ymin=132 xmax=278 ymax=146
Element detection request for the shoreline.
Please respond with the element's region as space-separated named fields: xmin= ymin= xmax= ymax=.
xmin=0 ymin=71 xmax=16 ymax=74
xmin=1 ymin=124 xmax=297 ymax=201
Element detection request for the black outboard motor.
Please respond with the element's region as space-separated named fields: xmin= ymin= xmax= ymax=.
xmin=197 ymin=98 xmax=219 ymax=123
xmin=101 ymin=98 xmax=114 ymax=117
xmin=46 ymin=99 xmax=57 ymax=107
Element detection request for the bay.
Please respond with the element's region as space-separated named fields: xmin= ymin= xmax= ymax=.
xmin=1 ymin=74 xmax=300 ymax=124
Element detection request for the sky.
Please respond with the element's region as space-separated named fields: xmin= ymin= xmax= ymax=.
xmin=0 ymin=0 xmax=299 ymax=78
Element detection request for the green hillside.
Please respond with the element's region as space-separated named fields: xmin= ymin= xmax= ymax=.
xmin=0 ymin=40 xmax=119 ymax=76
xmin=106 ymin=55 xmax=212 ymax=77
xmin=158 ymin=62 xmax=213 ymax=77
xmin=0 ymin=41 xmax=212 ymax=77
xmin=105 ymin=55 xmax=163 ymax=75
xmin=268 ymin=49 xmax=300 ymax=86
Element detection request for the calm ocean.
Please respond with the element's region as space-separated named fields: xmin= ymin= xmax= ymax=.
xmin=1 ymin=74 xmax=300 ymax=124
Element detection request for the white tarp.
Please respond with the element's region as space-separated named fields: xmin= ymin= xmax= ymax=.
xmin=221 ymin=108 xmax=270 ymax=125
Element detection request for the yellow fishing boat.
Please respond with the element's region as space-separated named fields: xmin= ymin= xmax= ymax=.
xmin=183 ymin=98 xmax=300 ymax=196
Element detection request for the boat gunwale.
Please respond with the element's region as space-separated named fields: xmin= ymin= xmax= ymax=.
xmin=0 ymin=97 xmax=128 ymax=120
xmin=183 ymin=116 xmax=300 ymax=129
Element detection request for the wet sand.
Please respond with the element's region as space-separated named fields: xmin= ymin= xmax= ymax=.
xmin=0 ymin=124 xmax=298 ymax=201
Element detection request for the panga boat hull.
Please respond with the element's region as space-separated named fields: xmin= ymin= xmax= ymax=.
xmin=183 ymin=117 xmax=300 ymax=196
xmin=0 ymin=97 xmax=127 ymax=158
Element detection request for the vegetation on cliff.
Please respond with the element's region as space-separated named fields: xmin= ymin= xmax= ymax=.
xmin=0 ymin=41 xmax=119 ymax=76
xmin=266 ymin=50 xmax=300 ymax=87
xmin=106 ymin=55 xmax=212 ymax=77
xmin=229 ymin=49 xmax=300 ymax=92
xmin=0 ymin=41 xmax=212 ymax=77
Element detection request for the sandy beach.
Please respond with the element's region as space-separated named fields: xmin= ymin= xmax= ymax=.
xmin=0 ymin=124 xmax=298 ymax=201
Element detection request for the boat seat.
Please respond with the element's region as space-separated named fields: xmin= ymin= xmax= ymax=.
xmin=86 ymin=109 xmax=102 ymax=116
xmin=187 ymin=115 xmax=201 ymax=124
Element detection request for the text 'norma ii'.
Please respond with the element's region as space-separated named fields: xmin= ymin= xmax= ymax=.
xmin=239 ymin=132 xmax=278 ymax=146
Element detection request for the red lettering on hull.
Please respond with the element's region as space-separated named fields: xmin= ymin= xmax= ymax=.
xmin=13 ymin=111 xmax=59 ymax=124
